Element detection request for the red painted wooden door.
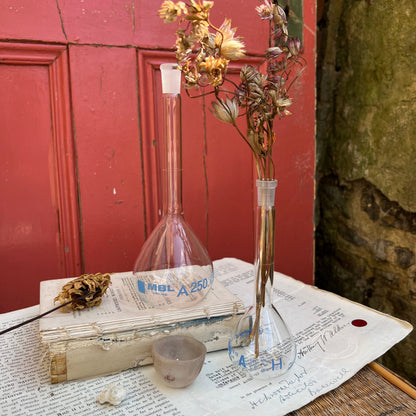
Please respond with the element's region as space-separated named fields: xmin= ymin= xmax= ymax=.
xmin=0 ymin=0 xmax=315 ymax=313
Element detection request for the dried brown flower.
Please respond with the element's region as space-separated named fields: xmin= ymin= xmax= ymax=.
xmin=210 ymin=97 xmax=239 ymax=124
xmin=54 ymin=273 xmax=112 ymax=312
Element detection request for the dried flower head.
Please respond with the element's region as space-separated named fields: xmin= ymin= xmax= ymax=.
xmin=287 ymin=38 xmax=303 ymax=56
xmin=210 ymin=97 xmax=239 ymax=124
xmin=256 ymin=0 xmax=275 ymax=20
xmin=265 ymin=46 xmax=283 ymax=59
xmin=274 ymin=5 xmax=287 ymax=27
xmin=160 ymin=0 xmax=245 ymax=89
xmin=185 ymin=0 xmax=213 ymax=22
xmin=159 ymin=1 xmax=188 ymax=23
xmin=54 ymin=273 xmax=112 ymax=311
xmin=215 ymin=19 xmax=246 ymax=60
xmin=198 ymin=56 xmax=228 ymax=86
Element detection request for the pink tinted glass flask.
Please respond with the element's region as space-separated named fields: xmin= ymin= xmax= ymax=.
xmin=133 ymin=63 xmax=214 ymax=309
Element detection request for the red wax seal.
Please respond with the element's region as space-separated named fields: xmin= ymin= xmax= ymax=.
xmin=352 ymin=319 xmax=367 ymax=327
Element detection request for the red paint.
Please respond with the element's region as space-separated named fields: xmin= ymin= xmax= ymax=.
xmin=0 ymin=0 xmax=65 ymax=43
xmin=274 ymin=1 xmax=316 ymax=282
xmin=0 ymin=1 xmax=315 ymax=313
xmin=137 ymin=51 xmax=169 ymax=236
xmin=0 ymin=44 xmax=80 ymax=312
xmin=69 ymin=45 xmax=145 ymax=274
xmin=48 ymin=47 xmax=83 ymax=278
xmin=352 ymin=319 xmax=368 ymax=327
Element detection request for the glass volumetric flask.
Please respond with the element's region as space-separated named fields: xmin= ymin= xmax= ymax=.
xmin=133 ymin=63 xmax=214 ymax=309
xmin=228 ymin=180 xmax=296 ymax=379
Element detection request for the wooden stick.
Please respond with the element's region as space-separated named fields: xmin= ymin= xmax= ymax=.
xmin=369 ymin=361 xmax=416 ymax=400
xmin=0 ymin=292 xmax=93 ymax=336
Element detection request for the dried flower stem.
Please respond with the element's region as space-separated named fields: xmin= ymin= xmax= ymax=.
xmin=251 ymin=204 xmax=275 ymax=357
xmin=0 ymin=290 xmax=98 ymax=336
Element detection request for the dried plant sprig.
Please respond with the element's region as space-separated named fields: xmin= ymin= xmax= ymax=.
xmin=159 ymin=0 xmax=305 ymax=180
xmin=54 ymin=273 xmax=112 ymax=312
xmin=0 ymin=273 xmax=112 ymax=336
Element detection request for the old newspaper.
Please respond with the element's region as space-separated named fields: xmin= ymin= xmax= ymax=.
xmin=0 ymin=258 xmax=412 ymax=415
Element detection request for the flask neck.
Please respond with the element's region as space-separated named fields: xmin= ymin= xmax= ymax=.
xmin=161 ymin=93 xmax=183 ymax=216
xmin=253 ymin=257 xmax=274 ymax=309
xmin=253 ymin=179 xmax=277 ymax=309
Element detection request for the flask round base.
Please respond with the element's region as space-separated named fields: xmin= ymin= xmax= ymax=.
xmin=133 ymin=215 xmax=214 ymax=309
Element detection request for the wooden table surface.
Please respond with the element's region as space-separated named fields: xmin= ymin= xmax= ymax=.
xmin=289 ymin=363 xmax=416 ymax=415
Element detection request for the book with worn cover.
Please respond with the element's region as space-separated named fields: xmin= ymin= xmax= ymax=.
xmin=39 ymin=273 xmax=246 ymax=383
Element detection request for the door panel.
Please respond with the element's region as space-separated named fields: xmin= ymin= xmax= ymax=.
xmin=0 ymin=44 xmax=81 ymax=311
xmin=0 ymin=0 xmax=315 ymax=313
xmin=0 ymin=0 xmax=65 ymax=43
xmin=69 ymin=45 xmax=145 ymax=273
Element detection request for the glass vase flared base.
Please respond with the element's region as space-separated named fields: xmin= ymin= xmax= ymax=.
xmin=228 ymin=303 xmax=296 ymax=379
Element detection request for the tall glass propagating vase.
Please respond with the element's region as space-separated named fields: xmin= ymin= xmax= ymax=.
xmin=133 ymin=63 xmax=214 ymax=309
xmin=228 ymin=179 xmax=296 ymax=379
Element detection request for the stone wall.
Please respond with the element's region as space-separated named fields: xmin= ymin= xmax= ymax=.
xmin=316 ymin=0 xmax=416 ymax=383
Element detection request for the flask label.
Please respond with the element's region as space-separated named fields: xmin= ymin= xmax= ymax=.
xmin=232 ymin=353 xmax=285 ymax=373
xmin=137 ymin=281 xmax=175 ymax=294
xmin=134 ymin=265 xmax=214 ymax=306
xmin=137 ymin=278 xmax=210 ymax=296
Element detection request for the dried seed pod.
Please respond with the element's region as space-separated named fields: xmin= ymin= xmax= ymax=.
xmin=54 ymin=273 xmax=112 ymax=311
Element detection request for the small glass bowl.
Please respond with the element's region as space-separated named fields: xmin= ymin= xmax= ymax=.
xmin=152 ymin=335 xmax=207 ymax=388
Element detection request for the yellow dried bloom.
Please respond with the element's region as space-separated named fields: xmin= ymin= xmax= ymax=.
xmin=220 ymin=37 xmax=246 ymax=60
xmin=189 ymin=20 xmax=210 ymax=43
xmin=181 ymin=61 xmax=201 ymax=87
xmin=198 ymin=56 xmax=228 ymax=86
xmin=186 ymin=0 xmax=214 ymax=22
xmin=159 ymin=1 xmax=187 ymax=23
xmin=175 ymin=28 xmax=193 ymax=62
xmin=215 ymin=19 xmax=246 ymax=60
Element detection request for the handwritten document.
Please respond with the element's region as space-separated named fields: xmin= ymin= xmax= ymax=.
xmin=0 ymin=258 xmax=412 ymax=415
